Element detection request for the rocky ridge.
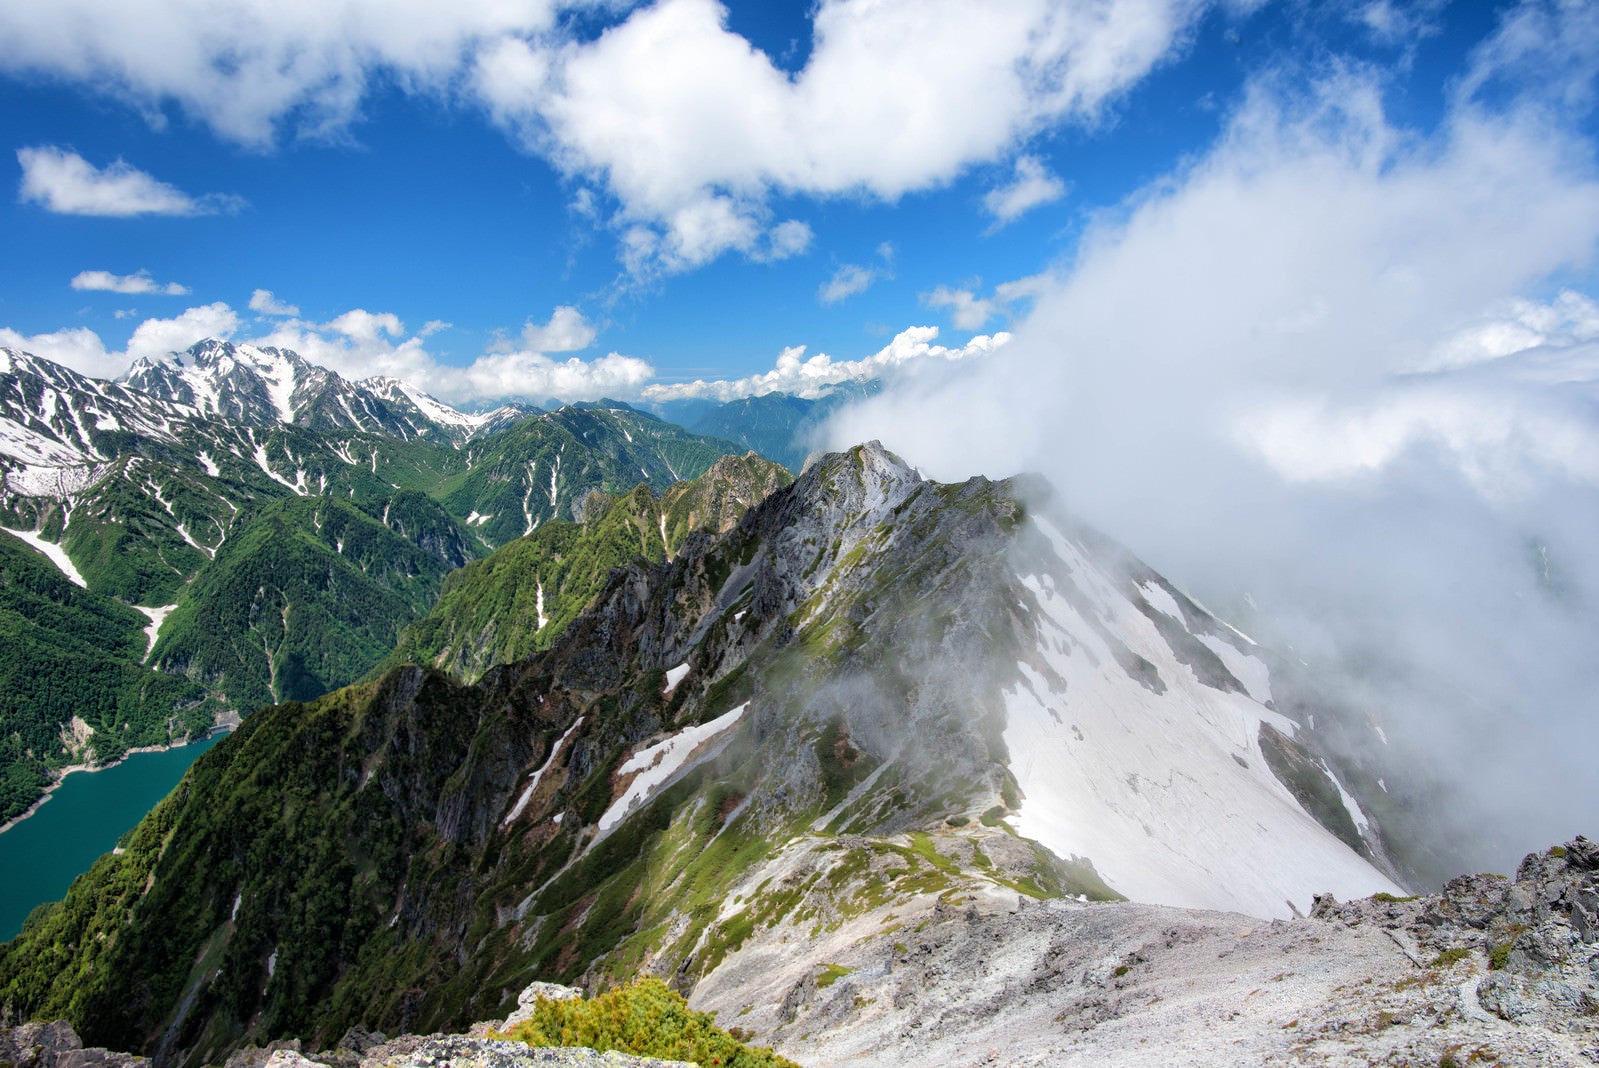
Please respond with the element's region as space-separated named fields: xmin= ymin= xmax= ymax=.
xmin=690 ymin=837 xmax=1599 ymax=1066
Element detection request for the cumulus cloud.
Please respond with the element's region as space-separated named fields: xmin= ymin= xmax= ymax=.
xmin=18 ymin=147 xmax=243 ymax=217
xmin=825 ymin=9 xmax=1599 ymax=871
xmin=0 ymin=326 xmax=127 ymax=380
xmin=923 ymin=274 xmax=1053 ymax=330
xmin=983 ymin=155 xmax=1068 ymax=227
xmin=515 ymin=305 xmax=597 ymax=352
xmin=70 ymin=269 xmax=188 ymax=295
xmin=249 ymin=289 xmax=300 ymax=317
xmin=126 ymin=303 xmax=242 ymax=360
xmin=0 ymin=0 xmax=573 ymax=146
xmin=644 ymin=325 xmax=1008 ymax=402
xmin=445 ymin=350 xmax=654 ymax=403
xmin=3 ymin=0 xmax=1209 ymax=271
xmin=501 ymin=0 xmax=1208 ymax=273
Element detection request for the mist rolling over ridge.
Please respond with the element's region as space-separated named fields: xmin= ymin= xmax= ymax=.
xmin=823 ymin=13 xmax=1599 ymax=874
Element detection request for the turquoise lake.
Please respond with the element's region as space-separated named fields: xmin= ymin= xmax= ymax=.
xmin=0 ymin=733 xmax=225 ymax=941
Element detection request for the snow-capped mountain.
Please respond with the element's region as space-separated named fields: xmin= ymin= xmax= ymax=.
xmin=361 ymin=376 xmax=538 ymax=442
xmin=119 ymin=339 xmax=517 ymax=443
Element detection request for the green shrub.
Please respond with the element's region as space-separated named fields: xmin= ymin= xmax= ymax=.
xmin=1429 ymin=947 xmax=1471 ymax=968
xmin=499 ymin=977 xmax=800 ymax=1067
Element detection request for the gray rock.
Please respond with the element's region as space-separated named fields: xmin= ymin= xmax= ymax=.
xmin=361 ymin=1036 xmax=693 ymax=1068
xmin=0 ymin=1022 xmax=146 ymax=1068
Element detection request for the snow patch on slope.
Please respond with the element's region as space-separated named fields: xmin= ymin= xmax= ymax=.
xmin=135 ymin=604 xmax=178 ymax=661
xmin=1003 ymin=516 xmax=1400 ymax=919
xmin=503 ymin=717 xmax=585 ymax=827
xmin=663 ymin=663 xmax=690 ymax=694
xmin=3 ymin=527 xmax=86 ymax=587
xmin=597 ymin=703 xmax=747 ymax=835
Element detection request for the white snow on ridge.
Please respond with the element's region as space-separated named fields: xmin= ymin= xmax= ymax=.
xmin=365 ymin=377 xmax=493 ymax=431
xmin=503 ymin=717 xmax=585 ymax=826
xmin=2 ymin=526 xmax=86 ymax=587
xmin=1004 ymin=516 xmax=1401 ymax=920
xmin=1323 ymin=761 xmax=1372 ymax=834
xmin=1195 ymin=633 xmax=1273 ymax=705
xmin=1138 ymin=581 xmax=1185 ymax=624
xmin=597 ymin=703 xmax=748 ymax=835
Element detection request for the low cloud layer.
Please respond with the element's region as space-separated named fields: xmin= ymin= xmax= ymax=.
xmin=643 ymin=325 xmax=1006 ymax=402
xmin=2 ymin=296 xmax=996 ymax=408
xmin=826 ymin=6 xmax=1599 ymax=869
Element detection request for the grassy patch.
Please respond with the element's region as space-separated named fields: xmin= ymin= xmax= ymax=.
xmin=499 ymin=977 xmax=798 ymax=1068
xmin=816 ymin=963 xmax=853 ymax=989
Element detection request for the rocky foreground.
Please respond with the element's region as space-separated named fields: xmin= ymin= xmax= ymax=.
xmin=694 ymin=837 xmax=1599 ymax=1066
xmin=6 ymin=840 xmax=1596 ymax=1068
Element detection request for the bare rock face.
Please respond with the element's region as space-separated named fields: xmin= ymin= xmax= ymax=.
xmin=0 ymin=1022 xmax=147 ymax=1068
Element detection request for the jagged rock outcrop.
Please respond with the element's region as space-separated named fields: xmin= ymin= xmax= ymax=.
xmin=1313 ymin=835 xmax=1599 ymax=1050
xmin=0 ymin=1021 xmax=147 ymax=1068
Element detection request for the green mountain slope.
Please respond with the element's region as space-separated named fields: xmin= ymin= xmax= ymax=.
xmin=390 ymin=453 xmax=790 ymax=681
xmin=440 ymin=405 xmax=753 ymax=548
xmin=0 ymin=446 xmax=1074 ymax=1063
xmin=0 ymin=532 xmax=211 ymax=822
xmin=682 ymin=384 xmax=876 ymax=472
xmin=150 ymin=492 xmax=474 ymax=709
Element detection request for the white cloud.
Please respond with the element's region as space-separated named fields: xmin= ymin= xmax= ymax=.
xmin=486 ymin=0 xmax=1209 ymax=273
xmin=518 ymin=305 xmax=597 ymax=352
xmin=1351 ymin=0 xmax=1445 ymax=46
xmin=239 ymin=304 xmax=644 ymax=405
xmin=17 ymin=146 xmax=243 ymax=217
xmin=0 ymin=0 xmax=574 ymax=147
xmin=824 ymin=14 xmax=1599 ymax=863
xmin=644 ymin=325 xmax=1008 ymax=402
xmin=3 ymin=0 xmax=1207 ymax=271
xmin=126 ymin=303 xmax=241 ymax=360
xmin=447 ymin=350 xmax=654 ymax=403
xmin=1422 ymin=290 xmax=1599 ymax=372
xmin=70 ymin=269 xmax=188 ymax=295
xmin=249 ymin=289 xmax=301 ymax=317
xmin=819 ymin=264 xmax=878 ymax=305
xmin=983 ymin=155 xmax=1069 ymax=227
xmin=761 ymin=219 xmax=815 ymax=261
xmin=0 ymin=326 xmax=125 ymax=380
xmin=0 ymin=305 xmax=241 ymax=377
xmin=923 ymin=274 xmax=1053 ymax=330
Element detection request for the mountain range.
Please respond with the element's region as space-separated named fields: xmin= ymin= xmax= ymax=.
xmin=2 ymin=337 xmax=1569 ymax=1068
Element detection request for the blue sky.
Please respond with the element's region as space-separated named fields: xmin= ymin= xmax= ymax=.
xmin=0 ymin=0 xmax=1592 ymax=407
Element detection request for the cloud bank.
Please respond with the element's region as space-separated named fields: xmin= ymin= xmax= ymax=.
xmin=825 ymin=7 xmax=1599 ymax=870
xmin=643 ymin=325 xmax=1007 ymax=402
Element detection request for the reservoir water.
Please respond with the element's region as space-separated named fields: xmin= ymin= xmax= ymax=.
xmin=0 ymin=733 xmax=225 ymax=941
